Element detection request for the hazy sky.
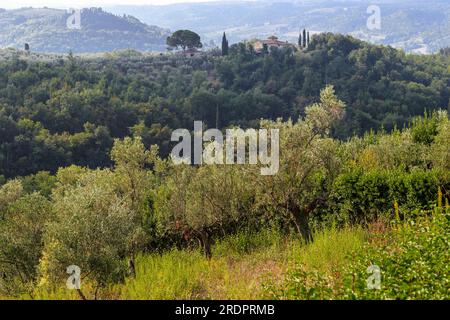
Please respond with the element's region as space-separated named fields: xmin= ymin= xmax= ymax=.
xmin=0 ymin=0 xmax=228 ymax=9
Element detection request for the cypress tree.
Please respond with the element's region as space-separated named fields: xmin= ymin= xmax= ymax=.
xmin=307 ymin=31 xmax=310 ymax=46
xmin=298 ymin=32 xmax=302 ymax=47
xmin=221 ymin=32 xmax=229 ymax=56
xmin=302 ymin=29 xmax=307 ymax=48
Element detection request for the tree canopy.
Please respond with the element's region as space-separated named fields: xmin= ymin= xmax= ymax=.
xmin=166 ymin=30 xmax=203 ymax=51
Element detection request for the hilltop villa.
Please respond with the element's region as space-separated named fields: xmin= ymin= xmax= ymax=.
xmin=253 ymin=36 xmax=293 ymax=53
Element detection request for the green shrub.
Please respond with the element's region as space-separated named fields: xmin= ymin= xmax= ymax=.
xmin=405 ymin=170 xmax=441 ymax=210
xmin=330 ymin=169 xmax=392 ymax=223
xmin=329 ymin=168 xmax=449 ymax=223
xmin=265 ymin=208 xmax=450 ymax=300
xmin=340 ymin=210 xmax=449 ymax=299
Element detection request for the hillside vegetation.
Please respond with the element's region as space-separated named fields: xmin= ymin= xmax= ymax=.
xmin=0 ymin=33 xmax=448 ymax=300
xmin=0 ymin=84 xmax=449 ymax=299
xmin=0 ymin=34 xmax=449 ymax=178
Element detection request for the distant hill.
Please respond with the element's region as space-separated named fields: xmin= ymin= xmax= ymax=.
xmin=107 ymin=0 xmax=450 ymax=53
xmin=0 ymin=7 xmax=171 ymax=53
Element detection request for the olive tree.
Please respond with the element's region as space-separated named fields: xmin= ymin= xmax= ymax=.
xmin=253 ymin=86 xmax=345 ymax=243
xmin=110 ymin=136 xmax=159 ymax=275
xmin=156 ymin=164 xmax=252 ymax=259
xmin=111 ymin=136 xmax=158 ymax=211
xmin=40 ymin=170 xmax=136 ymax=299
xmin=0 ymin=180 xmax=51 ymax=298
xmin=40 ymin=137 xmax=158 ymax=299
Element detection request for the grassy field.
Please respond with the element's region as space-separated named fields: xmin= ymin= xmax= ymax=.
xmin=13 ymin=206 xmax=449 ymax=300
xmin=117 ymin=227 xmax=366 ymax=300
xmin=27 ymin=226 xmax=367 ymax=300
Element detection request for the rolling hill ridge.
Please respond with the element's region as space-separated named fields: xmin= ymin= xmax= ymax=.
xmin=0 ymin=7 xmax=170 ymax=53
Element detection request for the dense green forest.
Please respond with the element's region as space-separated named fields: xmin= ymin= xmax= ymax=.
xmin=0 ymin=33 xmax=449 ymax=300
xmin=0 ymin=33 xmax=449 ymax=179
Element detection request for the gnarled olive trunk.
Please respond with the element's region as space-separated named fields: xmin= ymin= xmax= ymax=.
xmin=128 ymin=256 xmax=136 ymax=278
xmin=290 ymin=200 xmax=320 ymax=244
xmin=292 ymin=211 xmax=314 ymax=244
xmin=290 ymin=196 xmax=327 ymax=243
xmin=199 ymin=230 xmax=212 ymax=260
xmin=291 ymin=204 xmax=314 ymax=243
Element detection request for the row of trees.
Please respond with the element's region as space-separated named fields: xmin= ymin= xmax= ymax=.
xmin=0 ymin=86 xmax=449 ymax=298
xmin=298 ymin=29 xmax=310 ymax=48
